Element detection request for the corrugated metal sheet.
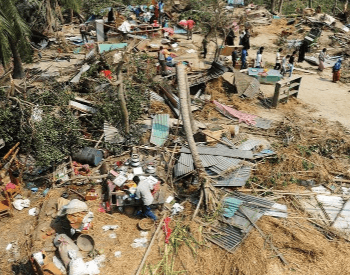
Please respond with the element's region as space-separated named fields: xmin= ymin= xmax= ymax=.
xmin=104 ymin=122 xmax=125 ymax=144
xmin=253 ymin=149 xmax=276 ymax=159
xmin=254 ymin=117 xmax=272 ymax=129
xmin=205 ymin=222 xmax=245 ymax=252
xmin=214 ymin=166 xmax=251 ymax=187
xmin=223 ymin=197 xmax=243 ymax=218
xmin=199 ymin=155 xmax=218 ymax=167
xmin=238 ymin=139 xmax=263 ymax=151
xmin=231 ymin=133 xmax=249 ymax=145
xmin=212 ymin=156 xmax=241 ymax=172
xmin=230 ymin=192 xmax=274 ymax=210
xmin=150 ymin=114 xmax=169 ymax=147
xmin=180 ymin=146 xmax=254 ymax=159
xmin=174 ymin=162 xmax=193 ymax=177
xmin=178 ymin=153 xmax=194 ymax=168
xmin=148 ymin=90 xmax=165 ymax=103
xmin=221 ymin=137 xmax=236 ymax=148
xmin=229 ymin=206 xmax=264 ymax=232
xmin=215 ymin=143 xmax=232 ymax=150
xmin=242 ymin=78 xmax=260 ymax=98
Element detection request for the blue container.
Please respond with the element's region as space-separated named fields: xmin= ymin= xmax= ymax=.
xmin=72 ymin=147 xmax=103 ymax=166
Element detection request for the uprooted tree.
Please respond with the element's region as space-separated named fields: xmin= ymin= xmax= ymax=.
xmin=176 ymin=64 xmax=219 ymax=216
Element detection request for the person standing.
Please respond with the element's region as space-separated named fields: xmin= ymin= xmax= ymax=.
xmin=281 ymin=54 xmax=290 ymax=76
xmin=332 ymin=59 xmax=342 ymax=83
xmin=186 ymin=17 xmax=195 ymax=40
xmin=242 ymin=28 xmax=250 ymax=50
xmin=239 ymin=31 xmax=245 ymax=45
xmin=288 ymin=51 xmax=296 ymax=78
xmin=134 ymin=176 xmax=158 ymax=221
xmin=158 ymin=46 xmax=169 ymax=76
xmin=274 ymin=48 xmax=283 ymax=70
xmin=298 ymin=41 xmax=308 ymax=62
xmin=318 ymin=48 xmax=327 ymax=72
xmin=202 ymin=36 xmax=208 ymax=59
xmin=241 ymin=46 xmax=248 ymax=69
xmin=108 ymin=8 xmax=115 ymax=22
xmin=80 ymin=24 xmax=88 ymax=43
xmin=226 ymin=28 xmax=235 ymax=46
xmin=232 ymin=47 xmax=238 ymax=68
xmin=255 ymin=48 xmax=263 ymax=68
xmin=154 ymin=4 xmax=160 ymax=21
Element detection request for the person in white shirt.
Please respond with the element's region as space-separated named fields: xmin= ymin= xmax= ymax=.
xmin=274 ymin=48 xmax=283 ymax=70
xmin=255 ymin=48 xmax=263 ymax=68
xmin=134 ymin=176 xmax=158 ymax=220
xmin=280 ymin=54 xmax=290 ymax=76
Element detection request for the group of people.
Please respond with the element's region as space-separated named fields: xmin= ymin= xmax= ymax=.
xmin=229 ymin=45 xmax=342 ymax=82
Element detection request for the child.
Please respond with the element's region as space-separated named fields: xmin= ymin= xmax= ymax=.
xmin=274 ymin=48 xmax=283 ymax=70
xmin=281 ymin=54 xmax=290 ymax=76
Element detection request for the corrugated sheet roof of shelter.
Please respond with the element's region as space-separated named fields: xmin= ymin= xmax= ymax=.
xmin=150 ymin=114 xmax=169 ymax=147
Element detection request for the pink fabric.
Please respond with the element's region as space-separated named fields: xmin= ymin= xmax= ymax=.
xmin=213 ymin=100 xmax=257 ymax=126
xmin=163 ymin=28 xmax=174 ymax=35
xmin=5 ymin=183 xmax=16 ymax=190
xmin=163 ymin=217 xmax=172 ymax=244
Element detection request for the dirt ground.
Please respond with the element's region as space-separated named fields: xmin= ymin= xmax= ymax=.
xmin=2 ymin=8 xmax=350 ymax=275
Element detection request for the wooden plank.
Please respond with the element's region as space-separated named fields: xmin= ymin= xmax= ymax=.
xmin=293 ymin=67 xmax=317 ymax=74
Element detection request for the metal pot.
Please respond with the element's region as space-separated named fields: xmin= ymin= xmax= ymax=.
xmin=146 ymin=165 xmax=156 ymax=174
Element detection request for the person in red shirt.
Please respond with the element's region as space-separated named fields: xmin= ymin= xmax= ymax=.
xmin=186 ymin=17 xmax=195 ymax=40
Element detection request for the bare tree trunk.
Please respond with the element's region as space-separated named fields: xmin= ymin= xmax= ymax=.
xmin=278 ymin=0 xmax=284 ymax=14
xmin=9 ymin=39 xmax=25 ymax=79
xmin=184 ymin=72 xmax=197 ymax=133
xmin=309 ymin=0 xmax=312 ymax=9
xmin=69 ymin=8 xmax=74 ymax=23
xmin=271 ymin=0 xmax=276 ymax=12
xmin=345 ymin=0 xmax=349 ymax=12
xmin=55 ymin=0 xmax=64 ymax=23
xmin=46 ymin=0 xmax=54 ymax=33
xmin=115 ymin=63 xmax=129 ymax=134
xmin=176 ymin=64 xmax=203 ymax=171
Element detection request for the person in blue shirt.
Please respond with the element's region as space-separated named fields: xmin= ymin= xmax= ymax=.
xmin=241 ymin=46 xmax=248 ymax=69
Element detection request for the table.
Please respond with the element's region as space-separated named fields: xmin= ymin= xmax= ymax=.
xmin=248 ymin=68 xmax=282 ymax=83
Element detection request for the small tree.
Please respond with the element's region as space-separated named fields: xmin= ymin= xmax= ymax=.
xmin=60 ymin=0 xmax=82 ymax=22
xmin=0 ymin=0 xmax=30 ymax=79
